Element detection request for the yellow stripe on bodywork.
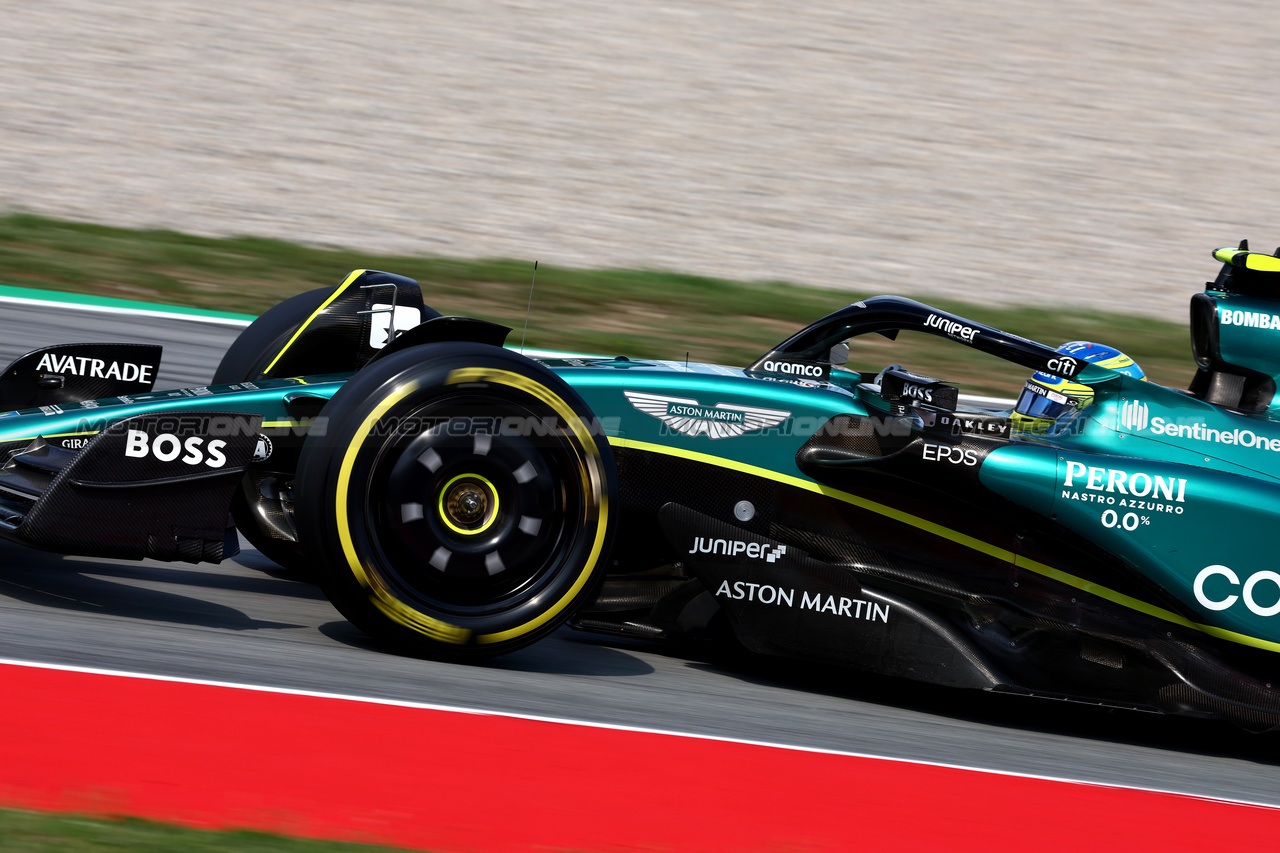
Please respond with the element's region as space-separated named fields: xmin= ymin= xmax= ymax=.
xmin=609 ymin=437 xmax=1280 ymax=655
xmin=263 ymin=269 xmax=367 ymax=375
xmin=444 ymin=367 xmax=610 ymax=645
xmin=1 ymin=430 xmax=100 ymax=444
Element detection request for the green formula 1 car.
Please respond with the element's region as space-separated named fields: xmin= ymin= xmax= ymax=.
xmin=3 ymin=245 xmax=1280 ymax=729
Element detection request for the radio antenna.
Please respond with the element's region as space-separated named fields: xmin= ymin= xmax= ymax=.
xmin=520 ymin=261 xmax=538 ymax=355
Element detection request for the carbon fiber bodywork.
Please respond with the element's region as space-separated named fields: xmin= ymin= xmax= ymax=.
xmin=0 ymin=342 xmax=161 ymax=412
xmin=5 ymin=253 xmax=1280 ymax=728
xmin=0 ymin=412 xmax=259 ymax=562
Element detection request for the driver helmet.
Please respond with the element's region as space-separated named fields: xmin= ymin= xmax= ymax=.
xmin=1011 ymin=341 xmax=1146 ymax=433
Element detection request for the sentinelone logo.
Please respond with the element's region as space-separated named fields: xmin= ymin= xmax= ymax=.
xmin=1121 ymin=401 xmax=1280 ymax=452
xmin=1120 ymin=400 xmax=1149 ymax=431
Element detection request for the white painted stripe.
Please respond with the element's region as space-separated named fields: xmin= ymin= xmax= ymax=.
xmin=0 ymin=655 xmax=1272 ymax=810
xmin=0 ymin=293 xmax=254 ymax=327
xmin=959 ymin=393 xmax=1016 ymax=407
xmin=519 ymin=347 xmax=609 ymax=359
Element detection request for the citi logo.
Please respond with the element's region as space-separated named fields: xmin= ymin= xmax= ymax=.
xmin=689 ymin=537 xmax=788 ymax=563
xmin=1046 ymin=356 xmax=1080 ymax=377
xmin=1120 ymin=400 xmax=1149 ymax=431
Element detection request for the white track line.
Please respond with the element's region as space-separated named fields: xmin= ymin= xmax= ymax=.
xmin=0 ymin=655 xmax=1272 ymax=810
xmin=0 ymin=292 xmax=255 ymax=327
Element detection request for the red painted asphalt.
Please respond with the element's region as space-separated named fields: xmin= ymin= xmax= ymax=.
xmin=0 ymin=661 xmax=1275 ymax=851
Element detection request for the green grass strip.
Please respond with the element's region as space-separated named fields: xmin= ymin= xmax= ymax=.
xmin=0 ymin=808 xmax=418 ymax=852
xmin=0 ymin=213 xmax=1197 ymax=397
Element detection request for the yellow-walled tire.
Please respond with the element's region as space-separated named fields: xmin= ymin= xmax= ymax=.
xmin=294 ymin=343 xmax=616 ymax=659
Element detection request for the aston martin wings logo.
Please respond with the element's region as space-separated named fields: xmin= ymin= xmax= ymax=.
xmin=624 ymin=391 xmax=790 ymax=439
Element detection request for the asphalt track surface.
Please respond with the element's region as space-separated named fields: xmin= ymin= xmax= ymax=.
xmin=3 ymin=305 xmax=1280 ymax=808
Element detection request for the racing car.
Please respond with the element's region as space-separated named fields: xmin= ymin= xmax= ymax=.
xmin=3 ymin=244 xmax=1280 ymax=730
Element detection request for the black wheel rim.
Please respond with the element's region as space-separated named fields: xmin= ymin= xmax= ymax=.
xmin=364 ymin=393 xmax=586 ymax=618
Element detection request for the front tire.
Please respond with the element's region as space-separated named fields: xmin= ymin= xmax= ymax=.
xmin=295 ymin=343 xmax=616 ymax=659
